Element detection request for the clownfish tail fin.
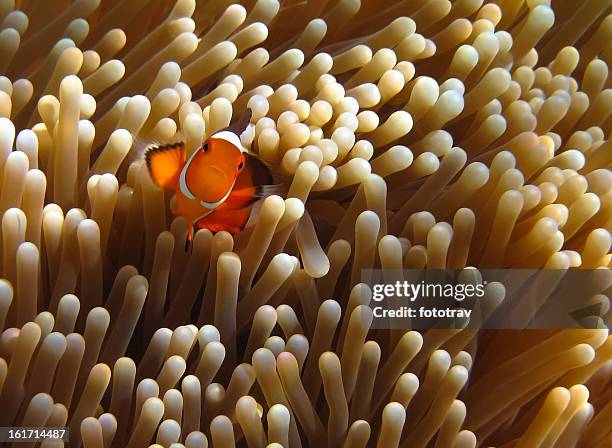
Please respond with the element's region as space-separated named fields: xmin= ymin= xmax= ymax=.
xmin=254 ymin=184 xmax=286 ymax=198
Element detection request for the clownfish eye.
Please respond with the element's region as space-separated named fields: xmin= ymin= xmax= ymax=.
xmin=201 ymin=144 xmax=209 ymax=153
xmin=237 ymin=161 xmax=244 ymax=171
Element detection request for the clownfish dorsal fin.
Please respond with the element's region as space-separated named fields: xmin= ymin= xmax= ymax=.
xmin=144 ymin=142 xmax=187 ymax=190
xmin=219 ymin=108 xmax=252 ymax=137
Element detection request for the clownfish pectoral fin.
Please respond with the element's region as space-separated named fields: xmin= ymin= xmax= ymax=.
xmin=144 ymin=142 xmax=186 ymax=190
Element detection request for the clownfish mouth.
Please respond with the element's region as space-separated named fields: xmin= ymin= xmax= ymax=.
xmin=179 ymin=156 xmax=237 ymax=208
xmin=199 ymin=180 xmax=236 ymax=209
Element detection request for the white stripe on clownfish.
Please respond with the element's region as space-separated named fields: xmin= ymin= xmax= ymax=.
xmin=210 ymin=130 xmax=247 ymax=153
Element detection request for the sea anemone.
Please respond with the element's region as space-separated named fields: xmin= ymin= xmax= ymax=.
xmin=0 ymin=0 xmax=610 ymax=447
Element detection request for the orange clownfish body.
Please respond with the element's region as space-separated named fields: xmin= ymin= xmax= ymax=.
xmin=144 ymin=111 xmax=274 ymax=246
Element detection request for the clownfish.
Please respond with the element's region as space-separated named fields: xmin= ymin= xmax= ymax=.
xmin=144 ymin=110 xmax=275 ymax=248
